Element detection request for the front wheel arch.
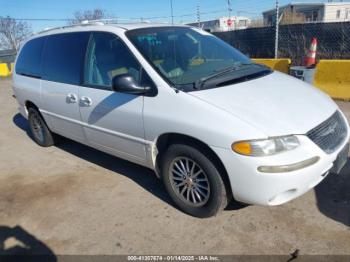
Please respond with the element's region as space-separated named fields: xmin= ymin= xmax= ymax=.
xmin=154 ymin=133 xmax=233 ymax=200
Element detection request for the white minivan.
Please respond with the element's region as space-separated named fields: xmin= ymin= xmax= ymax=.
xmin=13 ymin=22 xmax=349 ymax=217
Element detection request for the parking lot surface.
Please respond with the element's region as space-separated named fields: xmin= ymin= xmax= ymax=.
xmin=0 ymin=78 xmax=349 ymax=255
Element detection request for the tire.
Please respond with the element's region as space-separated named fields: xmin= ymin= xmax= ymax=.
xmin=28 ymin=107 xmax=55 ymax=147
xmin=161 ymin=144 xmax=228 ymax=218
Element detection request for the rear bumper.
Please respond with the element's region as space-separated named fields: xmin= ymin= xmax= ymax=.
xmin=212 ymin=134 xmax=349 ymax=206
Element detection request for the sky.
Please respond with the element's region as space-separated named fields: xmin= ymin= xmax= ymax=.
xmin=0 ymin=0 xmax=335 ymax=32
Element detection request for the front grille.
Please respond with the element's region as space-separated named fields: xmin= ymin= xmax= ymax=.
xmin=307 ymin=111 xmax=348 ymax=154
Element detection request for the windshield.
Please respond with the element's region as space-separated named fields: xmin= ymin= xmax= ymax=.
xmin=126 ymin=27 xmax=255 ymax=90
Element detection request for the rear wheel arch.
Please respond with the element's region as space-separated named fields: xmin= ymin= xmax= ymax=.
xmin=25 ymin=101 xmax=47 ymax=124
xmin=27 ymin=107 xmax=55 ymax=147
xmin=25 ymin=100 xmax=39 ymax=113
xmin=25 ymin=100 xmax=56 ymax=142
xmin=154 ymin=133 xmax=233 ymax=199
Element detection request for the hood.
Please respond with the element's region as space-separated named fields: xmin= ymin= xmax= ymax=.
xmin=189 ymin=71 xmax=338 ymax=136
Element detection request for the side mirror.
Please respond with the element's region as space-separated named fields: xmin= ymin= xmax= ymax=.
xmin=112 ymin=74 xmax=150 ymax=95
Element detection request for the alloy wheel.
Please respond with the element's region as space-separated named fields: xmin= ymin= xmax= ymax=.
xmin=169 ymin=157 xmax=210 ymax=207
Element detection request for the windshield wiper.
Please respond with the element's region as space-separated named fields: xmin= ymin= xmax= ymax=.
xmin=194 ymin=62 xmax=254 ymax=89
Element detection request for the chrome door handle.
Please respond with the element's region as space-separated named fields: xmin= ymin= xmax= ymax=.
xmin=66 ymin=93 xmax=77 ymax=103
xmin=80 ymin=96 xmax=92 ymax=106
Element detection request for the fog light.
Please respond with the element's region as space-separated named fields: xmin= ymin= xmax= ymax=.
xmin=258 ymin=156 xmax=320 ymax=173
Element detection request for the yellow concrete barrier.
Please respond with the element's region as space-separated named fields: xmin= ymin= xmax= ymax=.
xmin=252 ymin=58 xmax=291 ymax=74
xmin=0 ymin=63 xmax=10 ymax=77
xmin=314 ymin=60 xmax=350 ymax=101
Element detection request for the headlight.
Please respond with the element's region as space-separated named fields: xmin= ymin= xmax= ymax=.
xmin=232 ymin=136 xmax=300 ymax=156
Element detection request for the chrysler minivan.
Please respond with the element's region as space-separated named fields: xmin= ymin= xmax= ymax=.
xmin=13 ymin=22 xmax=349 ymax=217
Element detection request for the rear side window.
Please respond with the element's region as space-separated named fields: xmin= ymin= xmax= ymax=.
xmin=15 ymin=37 xmax=45 ymax=78
xmin=42 ymin=32 xmax=89 ymax=85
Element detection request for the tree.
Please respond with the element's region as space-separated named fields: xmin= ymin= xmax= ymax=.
xmin=70 ymin=8 xmax=108 ymax=24
xmin=0 ymin=16 xmax=32 ymax=51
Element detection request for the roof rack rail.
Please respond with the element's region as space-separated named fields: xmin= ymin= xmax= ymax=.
xmin=34 ymin=18 xmax=170 ymax=36
xmin=87 ymin=18 xmax=153 ymax=24
xmin=35 ymin=20 xmax=106 ymax=35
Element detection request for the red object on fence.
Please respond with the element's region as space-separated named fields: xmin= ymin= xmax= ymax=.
xmin=304 ymin=37 xmax=318 ymax=68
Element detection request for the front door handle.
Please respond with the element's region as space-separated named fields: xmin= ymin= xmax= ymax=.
xmin=80 ymin=96 xmax=92 ymax=107
xmin=66 ymin=93 xmax=78 ymax=104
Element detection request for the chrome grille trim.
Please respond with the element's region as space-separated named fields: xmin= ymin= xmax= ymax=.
xmin=307 ymin=111 xmax=348 ymax=154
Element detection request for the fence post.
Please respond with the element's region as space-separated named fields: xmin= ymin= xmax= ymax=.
xmin=274 ymin=0 xmax=279 ymax=58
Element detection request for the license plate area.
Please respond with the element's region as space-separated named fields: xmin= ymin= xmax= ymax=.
xmin=331 ymin=143 xmax=349 ymax=174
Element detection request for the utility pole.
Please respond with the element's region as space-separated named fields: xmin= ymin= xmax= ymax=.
xmin=227 ymin=0 xmax=233 ymax=30
xmin=274 ymin=0 xmax=279 ymax=58
xmin=170 ymin=0 xmax=174 ymax=25
xmin=227 ymin=0 xmax=232 ymax=18
xmin=196 ymin=3 xmax=201 ymax=28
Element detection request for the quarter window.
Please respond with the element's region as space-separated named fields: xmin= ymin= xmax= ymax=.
xmin=84 ymin=32 xmax=141 ymax=89
xmin=42 ymin=32 xmax=90 ymax=85
xmin=15 ymin=37 xmax=45 ymax=78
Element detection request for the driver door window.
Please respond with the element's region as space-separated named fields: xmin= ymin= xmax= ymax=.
xmin=84 ymin=32 xmax=141 ymax=89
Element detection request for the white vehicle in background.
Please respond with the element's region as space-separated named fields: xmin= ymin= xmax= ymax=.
xmin=12 ymin=22 xmax=349 ymax=217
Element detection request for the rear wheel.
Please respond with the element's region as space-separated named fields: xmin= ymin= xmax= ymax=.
xmin=161 ymin=144 xmax=228 ymax=218
xmin=28 ymin=107 xmax=55 ymax=147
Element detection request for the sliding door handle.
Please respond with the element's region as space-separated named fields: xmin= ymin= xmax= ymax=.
xmin=66 ymin=93 xmax=77 ymax=103
xmin=80 ymin=96 xmax=92 ymax=107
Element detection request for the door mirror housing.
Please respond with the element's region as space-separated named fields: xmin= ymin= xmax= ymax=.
xmin=112 ymin=74 xmax=150 ymax=95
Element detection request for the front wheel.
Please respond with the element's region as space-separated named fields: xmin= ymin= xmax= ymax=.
xmin=161 ymin=144 xmax=228 ymax=218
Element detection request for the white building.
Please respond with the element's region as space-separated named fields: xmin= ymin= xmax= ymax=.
xmin=187 ymin=16 xmax=251 ymax=32
xmin=263 ymin=2 xmax=350 ymax=25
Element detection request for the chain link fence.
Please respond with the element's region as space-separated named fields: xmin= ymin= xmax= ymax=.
xmin=214 ymin=21 xmax=350 ymax=65
xmin=2 ymin=22 xmax=350 ymax=67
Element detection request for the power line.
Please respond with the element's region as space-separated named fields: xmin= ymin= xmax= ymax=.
xmin=7 ymin=18 xmax=73 ymax=21
xmin=5 ymin=2 xmax=288 ymax=25
xmin=6 ymin=8 xmax=229 ymax=22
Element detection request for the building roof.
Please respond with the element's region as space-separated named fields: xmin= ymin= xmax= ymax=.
xmin=187 ymin=16 xmax=250 ymax=26
xmin=263 ymin=1 xmax=350 ymax=14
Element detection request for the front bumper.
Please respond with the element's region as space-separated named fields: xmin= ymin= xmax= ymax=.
xmin=212 ymin=134 xmax=349 ymax=206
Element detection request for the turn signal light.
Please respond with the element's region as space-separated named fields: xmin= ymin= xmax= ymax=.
xmin=232 ymin=142 xmax=252 ymax=155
